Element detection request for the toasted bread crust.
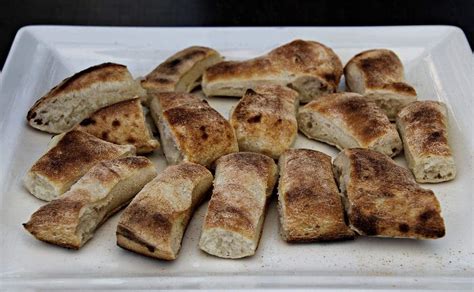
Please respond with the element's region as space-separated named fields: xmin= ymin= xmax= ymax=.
xmin=27 ymin=63 xmax=130 ymax=121
xmin=333 ymin=149 xmax=445 ymax=239
xmin=152 ymin=92 xmax=238 ymax=167
xmin=347 ymin=49 xmax=403 ymax=88
xmin=201 ymin=152 xmax=277 ymax=257
xmin=345 ymin=49 xmax=415 ymax=93
xmin=23 ymin=157 xmax=156 ymax=249
xmin=278 ymin=149 xmax=354 ymax=242
xmin=230 ymin=85 xmax=298 ymax=158
xmin=75 ymin=98 xmax=159 ymax=153
xmin=141 ymin=46 xmax=221 ymax=92
xmin=298 ymin=92 xmax=402 ymax=156
xmin=397 ymin=101 xmax=451 ymax=157
xmin=117 ymin=162 xmax=213 ymax=260
xmin=203 ymin=40 xmax=342 ymax=101
xmin=30 ymin=130 xmax=134 ymax=183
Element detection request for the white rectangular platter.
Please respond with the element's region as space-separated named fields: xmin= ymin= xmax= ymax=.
xmin=0 ymin=26 xmax=473 ymax=290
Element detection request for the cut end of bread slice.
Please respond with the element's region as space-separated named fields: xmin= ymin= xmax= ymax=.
xmin=23 ymin=171 xmax=62 ymax=201
xmin=116 ymin=229 xmax=177 ymax=261
xmin=366 ymin=90 xmax=417 ymax=120
xmin=199 ymin=228 xmax=256 ymax=259
xmin=27 ymin=63 xmax=146 ymax=133
xmin=412 ymin=156 xmax=456 ymax=183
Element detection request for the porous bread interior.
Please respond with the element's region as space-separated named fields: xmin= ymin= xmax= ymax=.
xmin=24 ymin=172 xmax=59 ymax=201
xmin=290 ymin=75 xmax=331 ymax=103
xmin=199 ymin=227 xmax=256 ymax=259
xmin=298 ymin=111 xmax=358 ymax=151
xmin=177 ymin=54 xmax=222 ymax=92
xmin=398 ymin=118 xmax=456 ymax=183
xmin=23 ymin=134 xmax=135 ymax=202
xmin=31 ymin=79 xmax=145 ymax=133
xmin=74 ymin=164 xmax=155 ymax=247
xmin=345 ymin=63 xmax=366 ymax=93
xmin=332 ymin=154 xmax=364 ymax=236
xmin=365 ymin=91 xmax=416 ymax=121
xmin=298 ymin=109 xmax=401 ymax=157
xmin=149 ymin=98 xmax=184 ymax=165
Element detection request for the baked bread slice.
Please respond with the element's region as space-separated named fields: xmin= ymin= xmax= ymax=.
xmin=75 ymin=98 xmax=159 ymax=154
xmin=199 ymin=152 xmax=278 ymax=259
xmin=117 ymin=162 xmax=213 ymax=260
xmin=202 ymin=40 xmax=343 ymax=103
xmin=298 ymin=92 xmax=402 ymax=157
xmin=397 ymin=101 xmax=456 ymax=183
xmin=24 ymin=130 xmax=136 ymax=201
xmin=333 ymin=148 xmax=445 ymax=239
xmin=27 ymin=63 xmax=146 ymax=133
xmin=23 ymin=156 xmax=157 ymax=249
xmin=141 ymin=46 xmax=222 ymax=104
xmin=278 ymin=149 xmax=354 ymax=242
xmin=344 ymin=49 xmax=417 ymax=120
xmin=149 ymin=92 xmax=238 ymax=168
xmin=230 ymin=85 xmax=299 ymax=159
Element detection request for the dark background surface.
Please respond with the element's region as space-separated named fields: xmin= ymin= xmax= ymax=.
xmin=0 ymin=0 xmax=473 ymax=69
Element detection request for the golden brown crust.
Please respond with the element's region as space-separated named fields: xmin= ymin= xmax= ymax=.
xmin=230 ymin=85 xmax=298 ymax=158
xmin=204 ymin=39 xmax=342 ymax=95
xmin=155 ymin=92 xmax=206 ymax=111
xmin=204 ymin=152 xmax=278 ymax=240
xmin=27 ymin=63 xmax=129 ymax=121
xmin=154 ymin=92 xmax=238 ymax=167
xmin=335 ymin=148 xmax=445 ymax=239
xmin=278 ymin=149 xmax=354 ymax=242
xmin=344 ymin=49 xmax=416 ymax=95
xmin=30 ymin=130 xmax=133 ymax=182
xmin=141 ymin=46 xmax=220 ymax=92
xmin=117 ymin=162 xmax=213 ymax=260
xmin=23 ymin=156 xmax=156 ymax=249
xmin=397 ymin=101 xmax=451 ymax=157
xmin=302 ymin=92 xmax=395 ymax=146
xmin=75 ymin=98 xmax=159 ymax=153
xmin=30 ymin=130 xmax=134 ymax=184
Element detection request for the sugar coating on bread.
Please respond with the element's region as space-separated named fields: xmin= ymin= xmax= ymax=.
xmin=397 ymin=101 xmax=456 ymax=183
xmin=333 ymin=148 xmax=445 ymax=239
xmin=199 ymin=152 xmax=277 ymax=258
xmin=202 ymin=39 xmax=343 ymax=103
xmin=116 ymin=162 xmax=213 ymax=260
xmin=27 ymin=63 xmax=146 ymax=133
xmin=278 ymin=149 xmax=354 ymax=242
xmin=298 ymin=92 xmax=402 ymax=157
xmin=23 ymin=156 xmax=157 ymax=249
xmin=24 ymin=130 xmax=136 ymax=201
xmin=230 ymin=84 xmax=299 ymax=159
xmin=344 ymin=49 xmax=417 ymax=120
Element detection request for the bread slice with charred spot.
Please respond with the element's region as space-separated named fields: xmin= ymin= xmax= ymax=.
xmin=278 ymin=149 xmax=354 ymax=242
xmin=199 ymin=152 xmax=277 ymax=259
xmin=75 ymin=98 xmax=159 ymax=154
xmin=202 ymin=40 xmax=342 ymax=103
xmin=298 ymin=92 xmax=402 ymax=157
xmin=397 ymin=101 xmax=456 ymax=183
xmin=344 ymin=49 xmax=417 ymax=120
xmin=150 ymin=92 xmax=238 ymax=168
xmin=141 ymin=46 xmax=222 ymax=104
xmin=23 ymin=156 xmax=157 ymax=249
xmin=24 ymin=130 xmax=136 ymax=201
xmin=333 ymin=148 xmax=445 ymax=239
xmin=116 ymin=162 xmax=213 ymax=260
xmin=230 ymin=85 xmax=299 ymax=159
xmin=27 ymin=63 xmax=146 ymax=133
